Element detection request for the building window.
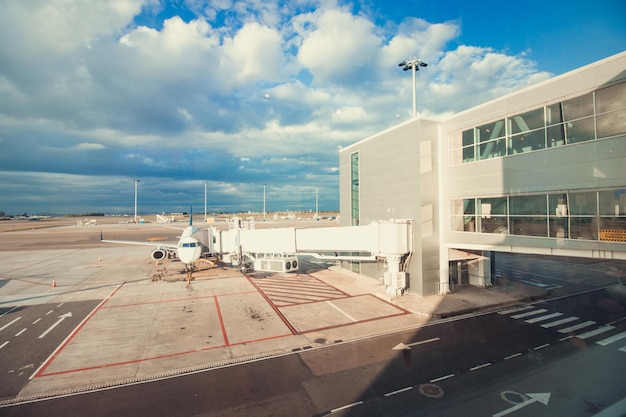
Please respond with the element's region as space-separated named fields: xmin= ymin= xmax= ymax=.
xmin=350 ymin=152 xmax=359 ymax=226
xmin=450 ymin=198 xmax=476 ymax=232
xmin=477 ymin=119 xmax=506 ymax=160
xmin=450 ymin=81 xmax=625 ymax=164
xmin=599 ymin=189 xmax=626 ymax=242
xmin=451 ymin=189 xmax=626 ymax=243
xmin=510 ymin=194 xmax=548 ymax=237
xmin=478 ymin=197 xmax=508 ymax=234
xmin=596 ymin=82 xmax=626 ymax=139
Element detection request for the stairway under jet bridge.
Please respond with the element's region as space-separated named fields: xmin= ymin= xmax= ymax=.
xmin=214 ymin=219 xmax=414 ymax=296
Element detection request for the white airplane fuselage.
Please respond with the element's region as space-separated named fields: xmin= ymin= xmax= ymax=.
xmin=176 ymin=226 xmax=203 ymax=264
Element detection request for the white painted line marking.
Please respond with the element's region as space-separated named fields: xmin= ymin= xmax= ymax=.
xmin=618 ymin=346 xmax=626 ymax=353
xmin=578 ymin=325 xmax=615 ymax=340
xmin=504 ymin=353 xmax=522 ymax=360
xmin=1 ymin=305 xmax=22 ymax=318
xmin=559 ymin=335 xmax=574 ymax=342
xmin=57 ymin=303 xmax=64 ymax=308
xmin=385 ymin=386 xmax=413 ymax=397
xmin=0 ymin=341 xmax=9 ymax=350
xmin=38 ymin=312 xmax=72 ymax=339
xmin=430 ymin=374 xmax=455 ymax=382
xmin=597 ymin=332 xmax=626 ymax=346
xmin=470 ymin=363 xmax=491 ymax=371
xmin=558 ymin=320 xmax=596 ymax=333
xmin=15 ymin=328 xmax=27 ymax=337
xmin=511 ymin=309 xmax=548 ymax=319
xmin=498 ymin=305 xmax=534 ymax=315
xmin=46 ymin=310 xmax=54 ymax=316
xmin=541 ymin=316 xmax=579 ymax=328
xmin=0 ymin=316 xmax=22 ymax=332
xmin=525 ymin=312 xmax=563 ymax=323
xmin=32 ymin=318 xmax=41 ymax=325
xmin=534 ymin=343 xmax=550 ymax=350
xmin=331 ymin=401 xmax=363 ymax=413
xmin=326 ymin=301 xmax=357 ymax=322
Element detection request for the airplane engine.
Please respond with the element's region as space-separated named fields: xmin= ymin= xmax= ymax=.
xmin=150 ymin=249 xmax=167 ymax=261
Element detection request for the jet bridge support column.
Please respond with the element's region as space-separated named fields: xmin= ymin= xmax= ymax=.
xmin=383 ymin=255 xmax=406 ymax=296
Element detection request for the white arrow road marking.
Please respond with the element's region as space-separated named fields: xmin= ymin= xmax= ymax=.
xmin=38 ymin=312 xmax=72 ymax=339
xmin=393 ymin=337 xmax=440 ymax=350
xmin=493 ymin=392 xmax=551 ymax=417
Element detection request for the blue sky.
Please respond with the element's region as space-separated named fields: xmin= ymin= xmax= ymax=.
xmin=0 ymin=0 xmax=624 ymax=215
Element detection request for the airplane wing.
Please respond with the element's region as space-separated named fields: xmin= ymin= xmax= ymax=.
xmin=100 ymin=238 xmax=178 ymax=249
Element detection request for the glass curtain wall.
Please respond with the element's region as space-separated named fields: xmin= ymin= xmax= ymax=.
xmin=449 ymin=81 xmax=626 ymax=165
xmin=451 ymin=188 xmax=626 ymax=243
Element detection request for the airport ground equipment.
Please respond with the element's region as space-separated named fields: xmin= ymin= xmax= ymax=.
xmin=208 ymin=218 xmax=414 ymax=295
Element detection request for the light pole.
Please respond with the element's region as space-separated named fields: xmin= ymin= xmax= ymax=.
xmin=398 ymin=58 xmax=427 ymax=118
xmin=315 ymin=185 xmax=319 ymax=219
xmin=263 ymin=183 xmax=266 ymax=221
xmin=133 ymin=179 xmax=140 ymax=223
xmin=204 ymin=180 xmax=208 ymax=222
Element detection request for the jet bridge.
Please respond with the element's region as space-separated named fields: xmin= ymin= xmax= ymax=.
xmin=214 ymin=219 xmax=414 ymax=295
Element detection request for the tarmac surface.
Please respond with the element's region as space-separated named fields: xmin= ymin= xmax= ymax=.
xmin=0 ymin=218 xmax=546 ymax=404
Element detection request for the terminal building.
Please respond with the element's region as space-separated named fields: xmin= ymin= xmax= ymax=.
xmin=338 ymin=51 xmax=626 ymax=297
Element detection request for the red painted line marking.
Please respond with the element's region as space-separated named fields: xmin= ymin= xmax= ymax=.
xmin=31 ymin=281 xmax=127 ymax=379
xmin=102 ymin=290 xmax=257 ymax=308
xmin=245 ymin=274 xmax=298 ymax=335
xmin=39 ymin=349 xmax=205 ymax=377
xmin=297 ymin=311 xmax=409 ymax=334
xmin=213 ymin=296 xmax=229 ymax=346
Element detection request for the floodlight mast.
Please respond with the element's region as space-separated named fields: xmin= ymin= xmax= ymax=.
xmin=398 ymin=58 xmax=427 ymax=118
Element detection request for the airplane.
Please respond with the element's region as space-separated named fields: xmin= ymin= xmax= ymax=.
xmin=100 ymin=208 xmax=212 ymax=270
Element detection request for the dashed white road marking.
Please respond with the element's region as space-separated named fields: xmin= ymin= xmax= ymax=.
xmin=578 ymin=325 xmax=615 ymax=340
xmin=525 ymin=312 xmax=563 ymax=323
xmin=430 ymin=373 xmax=455 ymax=382
xmin=597 ymin=332 xmax=626 ymax=346
xmin=384 ymin=386 xmax=413 ymax=397
xmin=511 ymin=309 xmax=548 ymax=319
xmin=541 ymin=316 xmax=578 ymax=328
xmin=0 ymin=341 xmax=9 ymax=350
xmin=498 ymin=305 xmax=534 ymax=315
xmin=504 ymin=353 xmax=522 ymax=360
xmin=558 ymin=320 xmax=596 ymax=333
xmin=32 ymin=318 xmax=41 ymax=325
xmin=331 ymin=401 xmax=363 ymax=413
xmin=15 ymin=328 xmax=27 ymax=337
xmin=0 ymin=316 xmax=22 ymax=332
xmin=470 ymin=362 xmax=492 ymax=371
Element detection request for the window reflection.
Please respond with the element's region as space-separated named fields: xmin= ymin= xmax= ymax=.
xmin=451 ymin=189 xmax=626 ymax=244
xmin=450 ymin=81 xmax=625 ymax=165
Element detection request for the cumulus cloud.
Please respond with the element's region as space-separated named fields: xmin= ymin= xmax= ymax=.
xmin=0 ymin=0 xmax=556 ymax=214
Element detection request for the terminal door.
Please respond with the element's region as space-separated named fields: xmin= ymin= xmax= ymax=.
xmin=449 ymin=260 xmax=469 ymax=291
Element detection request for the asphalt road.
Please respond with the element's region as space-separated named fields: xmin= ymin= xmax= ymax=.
xmin=2 ymin=288 xmax=625 ymax=417
xmin=0 ymin=300 xmax=101 ymax=399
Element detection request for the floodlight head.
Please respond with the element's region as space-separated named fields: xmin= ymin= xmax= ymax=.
xmin=420 ymin=62 xmax=428 ymax=67
xmin=398 ymin=60 xmax=407 ymax=67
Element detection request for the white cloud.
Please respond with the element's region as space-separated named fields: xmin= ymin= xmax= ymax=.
xmin=296 ymin=8 xmax=382 ymax=84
